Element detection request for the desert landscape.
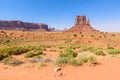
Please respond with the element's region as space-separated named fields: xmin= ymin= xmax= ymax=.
xmin=0 ymin=0 xmax=120 ymax=80
xmin=0 ymin=15 xmax=120 ymax=80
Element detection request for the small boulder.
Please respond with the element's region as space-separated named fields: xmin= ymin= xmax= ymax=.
xmin=54 ymin=67 xmax=61 ymax=72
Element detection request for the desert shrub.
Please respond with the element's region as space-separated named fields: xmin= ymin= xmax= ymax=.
xmin=0 ymin=46 xmax=30 ymax=56
xmin=53 ymin=57 xmax=69 ymax=66
xmin=68 ymin=58 xmax=82 ymax=66
xmin=11 ymin=47 xmax=29 ymax=55
xmin=50 ymin=49 xmax=56 ymax=52
xmin=59 ymin=53 xmax=68 ymax=57
xmin=25 ymin=46 xmax=35 ymax=51
xmin=34 ymin=50 xmax=43 ymax=56
xmin=33 ymin=55 xmax=43 ymax=59
xmin=79 ymin=32 xmax=82 ymax=34
xmin=107 ymin=46 xmax=114 ymax=49
xmin=63 ymin=46 xmax=77 ymax=58
xmin=58 ymin=46 xmax=64 ymax=49
xmin=74 ymin=45 xmax=81 ymax=48
xmin=1 ymin=58 xmax=23 ymax=66
xmin=10 ymin=47 xmax=29 ymax=55
xmin=91 ymin=35 xmax=94 ymax=37
xmin=24 ymin=52 xmax=34 ymax=58
xmin=66 ymin=50 xmax=77 ymax=58
xmin=81 ymin=35 xmax=84 ymax=37
xmin=94 ymin=48 xmax=105 ymax=56
xmin=81 ymin=46 xmax=94 ymax=51
xmin=107 ymin=49 xmax=120 ymax=55
xmin=64 ymin=46 xmax=73 ymax=51
xmin=3 ymin=39 xmax=11 ymax=43
xmin=73 ymin=34 xmax=77 ymax=37
xmin=87 ymin=55 xmax=97 ymax=64
xmin=111 ymin=34 xmax=115 ymax=36
xmin=33 ymin=45 xmax=45 ymax=51
xmin=42 ymin=45 xmax=51 ymax=48
xmin=77 ymin=53 xmax=88 ymax=63
xmin=64 ymin=38 xmax=72 ymax=43
xmin=0 ymin=53 xmax=10 ymax=61
xmin=54 ymin=49 xmax=79 ymax=66
xmin=77 ymin=53 xmax=97 ymax=64
xmin=59 ymin=50 xmax=77 ymax=58
xmin=95 ymin=50 xmax=104 ymax=56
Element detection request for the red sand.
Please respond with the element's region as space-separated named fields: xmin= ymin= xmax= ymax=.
xmin=0 ymin=58 xmax=120 ymax=80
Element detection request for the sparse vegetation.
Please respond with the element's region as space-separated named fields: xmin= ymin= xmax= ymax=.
xmin=1 ymin=57 xmax=23 ymax=66
xmin=81 ymin=46 xmax=94 ymax=51
xmin=0 ymin=30 xmax=120 ymax=69
xmin=64 ymin=38 xmax=72 ymax=43
xmin=77 ymin=53 xmax=97 ymax=64
xmin=107 ymin=48 xmax=120 ymax=55
xmin=93 ymin=48 xmax=105 ymax=56
xmin=24 ymin=52 xmax=34 ymax=58
xmin=54 ymin=47 xmax=97 ymax=66
xmin=73 ymin=34 xmax=77 ymax=37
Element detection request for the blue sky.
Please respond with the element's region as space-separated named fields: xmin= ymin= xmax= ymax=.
xmin=0 ymin=0 xmax=120 ymax=32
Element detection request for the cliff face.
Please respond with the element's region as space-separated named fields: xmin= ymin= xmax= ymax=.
xmin=67 ymin=16 xmax=99 ymax=32
xmin=0 ymin=20 xmax=49 ymax=31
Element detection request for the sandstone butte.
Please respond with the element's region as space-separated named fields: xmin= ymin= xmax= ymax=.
xmin=0 ymin=20 xmax=49 ymax=31
xmin=67 ymin=15 xmax=99 ymax=32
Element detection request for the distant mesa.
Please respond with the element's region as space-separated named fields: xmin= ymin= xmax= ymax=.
xmin=0 ymin=20 xmax=51 ymax=31
xmin=66 ymin=15 xmax=99 ymax=32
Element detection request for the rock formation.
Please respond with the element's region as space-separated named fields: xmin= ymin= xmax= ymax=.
xmin=67 ymin=16 xmax=99 ymax=32
xmin=0 ymin=20 xmax=49 ymax=31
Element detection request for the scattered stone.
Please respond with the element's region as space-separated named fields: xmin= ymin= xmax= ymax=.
xmin=55 ymin=72 xmax=63 ymax=77
xmin=54 ymin=67 xmax=61 ymax=72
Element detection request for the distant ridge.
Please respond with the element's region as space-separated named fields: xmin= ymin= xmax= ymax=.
xmin=66 ymin=16 xmax=99 ymax=32
xmin=0 ymin=20 xmax=49 ymax=31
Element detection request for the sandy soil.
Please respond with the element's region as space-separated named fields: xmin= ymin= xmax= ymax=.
xmin=0 ymin=58 xmax=120 ymax=80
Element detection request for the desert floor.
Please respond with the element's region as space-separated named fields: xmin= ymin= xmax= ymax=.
xmin=0 ymin=58 xmax=120 ymax=80
xmin=0 ymin=30 xmax=120 ymax=80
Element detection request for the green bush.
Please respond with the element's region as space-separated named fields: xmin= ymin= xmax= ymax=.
xmin=0 ymin=46 xmax=30 ymax=55
xmin=94 ymin=49 xmax=105 ymax=56
xmin=33 ymin=55 xmax=43 ymax=59
xmin=107 ymin=46 xmax=114 ymax=49
xmin=87 ymin=55 xmax=97 ymax=64
xmin=107 ymin=49 xmax=120 ymax=55
xmin=34 ymin=50 xmax=43 ymax=56
xmin=24 ymin=52 xmax=34 ymax=58
xmin=77 ymin=53 xmax=97 ymax=64
xmin=59 ymin=53 xmax=68 ymax=57
xmin=53 ymin=57 xmax=69 ymax=66
xmin=63 ymin=46 xmax=77 ymax=58
xmin=68 ymin=58 xmax=82 ymax=66
xmin=10 ymin=47 xmax=29 ymax=55
xmin=58 ymin=46 xmax=64 ymax=49
xmin=66 ymin=50 xmax=77 ymax=58
xmin=81 ymin=46 xmax=94 ymax=51
xmin=0 ymin=53 xmax=9 ymax=61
